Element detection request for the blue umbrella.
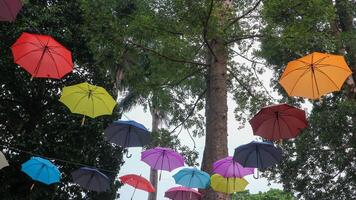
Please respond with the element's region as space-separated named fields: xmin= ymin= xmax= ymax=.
xmin=173 ymin=168 xmax=210 ymax=189
xmin=71 ymin=167 xmax=110 ymax=192
xmin=233 ymin=141 xmax=282 ymax=170
xmin=21 ymin=157 xmax=60 ymax=188
xmin=104 ymin=120 xmax=151 ymax=158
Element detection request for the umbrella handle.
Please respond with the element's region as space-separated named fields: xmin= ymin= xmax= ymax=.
xmin=125 ymin=151 xmax=132 ymax=158
xmin=253 ymin=169 xmax=259 ymax=179
xmin=30 ymin=183 xmax=35 ymax=190
xmin=81 ymin=116 xmax=86 ymax=126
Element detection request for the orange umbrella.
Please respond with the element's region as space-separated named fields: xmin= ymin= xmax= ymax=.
xmin=279 ymin=52 xmax=352 ymax=99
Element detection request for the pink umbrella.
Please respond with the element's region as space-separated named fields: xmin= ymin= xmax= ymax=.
xmin=165 ymin=186 xmax=202 ymax=200
xmin=213 ymin=156 xmax=254 ymax=178
xmin=0 ymin=0 xmax=22 ymax=22
xmin=141 ymin=147 xmax=184 ymax=180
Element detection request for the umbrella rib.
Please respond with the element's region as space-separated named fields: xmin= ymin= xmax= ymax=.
xmin=48 ymin=48 xmax=73 ymax=68
xmin=314 ymin=68 xmax=341 ymax=90
xmin=12 ymin=41 xmax=43 ymax=49
xmin=46 ymin=49 xmax=62 ymax=78
xmin=2 ymin=0 xmax=15 ymax=20
xmin=279 ymin=116 xmax=297 ymax=138
xmin=316 ymin=64 xmax=352 ymax=72
xmin=279 ymin=66 xmax=310 ymax=79
xmin=13 ymin=48 xmax=43 ymax=63
xmin=289 ymin=68 xmax=312 ymax=95
xmin=271 ymin=117 xmax=278 ymax=140
xmin=241 ymin=148 xmax=255 ymax=167
xmin=152 ymin=151 xmax=164 ymax=169
xmin=261 ymin=147 xmax=281 ymax=164
xmin=91 ymin=95 xmax=112 ymax=114
xmin=71 ymin=95 xmax=90 ymax=113
xmin=90 ymin=95 xmax=95 ymax=118
xmin=311 ymin=69 xmax=320 ymax=98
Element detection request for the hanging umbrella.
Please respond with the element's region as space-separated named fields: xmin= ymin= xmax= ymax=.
xmin=164 ymin=186 xmax=202 ymax=200
xmin=210 ymin=174 xmax=248 ymax=194
xmin=0 ymin=0 xmax=22 ymax=22
xmin=173 ymin=168 xmax=210 ymax=189
xmin=119 ymin=174 xmax=155 ymax=200
xmin=104 ymin=120 xmax=151 ymax=158
xmin=233 ymin=141 xmax=282 ymax=170
xmin=213 ymin=156 xmax=254 ymax=178
xmin=11 ymin=32 xmax=73 ymax=79
xmin=21 ymin=157 xmax=60 ymax=189
xmin=279 ymin=52 xmax=352 ymax=99
xmin=249 ymin=103 xmax=308 ymax=141
xmin=59 ymin=82 xmax=117 ymax=125
xmin=0 ymin=152 xmax=9 ymax=170
xmin=141 ymin=147 xmax=184 ymax=180
xmin=71 ymin=167 xmax=110 ymax=192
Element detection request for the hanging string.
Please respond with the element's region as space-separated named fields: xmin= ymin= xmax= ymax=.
xmin=122 ymin=113 xmax=132 ymax=121
xmin=0 ymin=143 xmax=119 ymax=174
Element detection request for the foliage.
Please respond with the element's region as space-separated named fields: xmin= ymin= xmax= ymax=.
xmin=0 ymin=1 xmax=124 ymax=199
xmin=236 ymin=189 xmax=295 ymax=200
xmin=259 ymin=0 xmax=356 ymax=199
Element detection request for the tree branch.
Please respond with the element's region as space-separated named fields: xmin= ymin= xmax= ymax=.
xmin=127 ymin=40 xmax=209 ymax=67
xmin=225 ymin=0 xmax=262 ymax=29
xmin=170 ymin=88 xmax=207 ymax=134
xmin=227 ymin=68 xmax=258 ymax=99
xmin=225 ymin=34 xmax=263 ymax=44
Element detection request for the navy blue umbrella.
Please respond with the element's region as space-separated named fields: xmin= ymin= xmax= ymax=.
xmin=233 ymin=141 xmax=282 ymax=170
xmin=104 ymin=120 xmax=151 ymax=157
xmin=71 ymin=167 xmax=110 ymax=192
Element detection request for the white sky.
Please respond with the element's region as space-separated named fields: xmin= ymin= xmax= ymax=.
xmin=117 ymin=94 xmax=283 ymax=200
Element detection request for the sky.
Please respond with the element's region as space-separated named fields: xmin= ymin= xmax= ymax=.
xmin=117 ymin=93 xmax=283 ymax=200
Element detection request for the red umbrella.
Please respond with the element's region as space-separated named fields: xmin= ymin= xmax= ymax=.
xmin=249 ymin=103 xmax=308 ymax=141
xmin=119 ymin=174 xmax=155 ymax=200
xmin=11 ymin=32 xmax=73 ymax=79
xmin=0 ymin=0 xmax=22 ymax=22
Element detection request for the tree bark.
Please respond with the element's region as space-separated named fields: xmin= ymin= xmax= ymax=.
xmin=148 ymin=108 xmax=160 ymax=200
xmin=201 ymin=37 xmax=229 ymax=200
xmin=335 ymin=0 xmax=356 ymax=98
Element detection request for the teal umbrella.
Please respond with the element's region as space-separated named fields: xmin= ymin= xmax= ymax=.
xmin=173 ymin=168 xmax=210 ymax=189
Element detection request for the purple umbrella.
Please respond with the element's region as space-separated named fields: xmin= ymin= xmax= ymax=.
xmin=141 ymin=147 xmax=184 ymax=180
xmin=213 ymin=156 xmax=254 ymax=178
xmin=0 ymin=0 xmax=22 ymax=22
xmin=165 ymin=186 xmax=202 ymax=200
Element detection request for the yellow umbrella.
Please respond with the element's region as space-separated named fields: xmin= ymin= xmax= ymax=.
xmin=59 ymin=82 xmax=117 ymax=125
xmin=210 ymin=174 xmax=248 ymax=194
xmin=279 ymin=52 xmax=352 ymax=99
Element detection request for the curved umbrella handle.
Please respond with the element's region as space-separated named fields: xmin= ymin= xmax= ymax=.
xmin=125 ymin=151 xmax=132 ymax=158
xmin=253 ymin=169 xmax=259 ymax=179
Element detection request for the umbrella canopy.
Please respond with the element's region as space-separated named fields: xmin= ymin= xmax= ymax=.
xmin=233 ymin=141 xmax=282 ymax=169
xmin=0 ymin=152 xmax=9 ymax=170
xmin=141 ymin=147 xmax=184 ymax=172
xmin=279 ymin=52 xmax=352 ymax=99
xmin=104 ymin=120 xmax=151 ymax=148
xmin=0 ymin=0 xmax=22 ymax=22
xmin=164 ymin=186 xmax=202 ymax=200
xmin=21 ymin=157 xmax=60 ymax=185
xmin=71 ymin=167 xmax=110 ymax=192
xmin=119 ymin=174 xmax=155 ymax=192
xmin=59 ymin=82 xmax=117 ymax=123
xmin=210 ymin=174 xmax=248 ymax=194
xmin=213 ymin=156 xmax=254 ymax=178
xmin=173 ymin=168 xmax=210 ymax=189
xmin=11 ymin=32 xmax=73 ymax=79
xmin=249 ymin=103 xmax=308 ymax=141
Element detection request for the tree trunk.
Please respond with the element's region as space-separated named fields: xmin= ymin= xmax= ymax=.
xmin=335 ymin=0 xmax=356 ymax=98
xmin=201 ymin=37 xmax=229 ymax=200
xmin=148 ymin=108 xmax=160 ymax=200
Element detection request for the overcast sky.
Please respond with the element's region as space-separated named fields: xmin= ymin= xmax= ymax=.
xmin=117 ymin=93 xmax=283 ymax=199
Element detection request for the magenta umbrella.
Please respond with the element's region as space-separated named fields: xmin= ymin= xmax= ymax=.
xmin=0 ymin=0 xmax=22 ymax=22
xmin=165 ymin=186 xmax=202 ymax=200
xmin=141 ymin=147 xmax=184 ymax=180
xmin=213 ymin=156 xmax=254 ymax=178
